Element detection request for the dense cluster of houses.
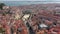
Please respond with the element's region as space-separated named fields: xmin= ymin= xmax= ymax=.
xmin=0 ymin=4 xmax=60 ymax=34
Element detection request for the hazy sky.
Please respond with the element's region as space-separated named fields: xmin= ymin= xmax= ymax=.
xmin=0 ymin=0 xmax=60 ymax=1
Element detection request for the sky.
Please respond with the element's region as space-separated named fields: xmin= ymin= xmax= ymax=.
xmin=0 ymin=0 xmax=60 ymax=1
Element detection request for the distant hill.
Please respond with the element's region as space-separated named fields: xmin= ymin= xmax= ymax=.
xmin=0 ymin=1 xmax=60 ymax=6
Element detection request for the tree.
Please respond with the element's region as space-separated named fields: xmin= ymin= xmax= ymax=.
xmin=22 ymin=10 xmax=32 ymax=14
xmin=0 ymin=3 xmax=6 ymax=10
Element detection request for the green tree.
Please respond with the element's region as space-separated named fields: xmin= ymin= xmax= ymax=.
xmin=0 ymin=27 xmax=5 ymax=34
xmin=0 ymin=3 xmax=6 ymax=10
xmin=22 ymin=10 xmax=32 ymax=14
